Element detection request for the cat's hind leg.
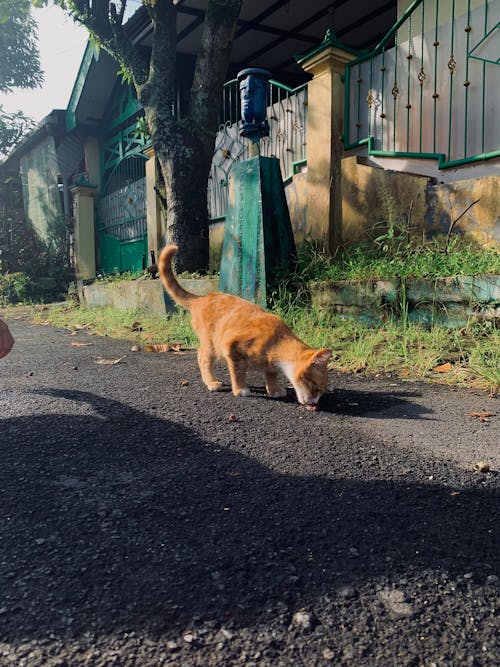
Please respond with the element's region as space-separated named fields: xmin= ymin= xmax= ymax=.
xmin=197 ymin=347 xmax=223 ymax=392
xmin=265 ymin=370 xmax=288 ymax=398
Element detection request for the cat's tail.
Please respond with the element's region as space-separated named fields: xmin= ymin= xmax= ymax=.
xmin=158 ymin=245 xmax=197 ymax=307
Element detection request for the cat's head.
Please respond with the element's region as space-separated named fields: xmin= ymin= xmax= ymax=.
xmin=293 ymin=348 xmax=332 ymax=406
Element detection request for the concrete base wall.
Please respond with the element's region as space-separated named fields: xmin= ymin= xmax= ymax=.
xmin=78 ymin=276 xmax=219 ymax=316
xmin=311 ymin=275 xmax=500 ymax=328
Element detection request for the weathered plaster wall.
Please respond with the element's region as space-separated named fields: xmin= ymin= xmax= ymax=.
xmin=341 ymin=157 xmax=430 ymax=243
xmin=425 ymin=176 xmax=500 ymax=246
xmin=20 ymin=135 xmax=65 ymax=244
xmin=208 ymin=221 xmax=225 ymax=273
xmin=285 ymin=170 xmax=308 ymax=243
xmin=339 ymin=162 xmax=499 ymax=247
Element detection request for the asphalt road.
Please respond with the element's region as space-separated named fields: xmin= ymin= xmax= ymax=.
xmin=0 ymin=317 xmax=498 ymax=667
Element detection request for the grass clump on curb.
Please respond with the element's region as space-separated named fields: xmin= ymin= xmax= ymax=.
xmin=271 ymin=297 xmax=499 ymax=394
xmin=293 ymin=237 xmax=500 ymax=282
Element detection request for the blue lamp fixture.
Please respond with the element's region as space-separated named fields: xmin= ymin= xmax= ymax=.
xmin=238 ymin=68 xmax=271 ymax=143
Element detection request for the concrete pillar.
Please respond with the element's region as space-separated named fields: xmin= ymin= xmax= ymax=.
xmin=297 ymin=30 xmax=357 ymax=254
xmin=144 ymin=146 xmax=164 ymax=264
xmin=71 ymin=185 xmax=97 ymax=280
xmin=84 ymin=136 xmax=101 ymax=189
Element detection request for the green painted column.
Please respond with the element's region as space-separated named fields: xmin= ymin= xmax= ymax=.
xmin=218 ymin=156 xmax=296 ymax=306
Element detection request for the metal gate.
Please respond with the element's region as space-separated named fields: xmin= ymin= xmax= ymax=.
xmin=97 ymin=153 xmax=147 ymax=274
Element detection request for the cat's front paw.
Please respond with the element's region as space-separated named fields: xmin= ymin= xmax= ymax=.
xmin=206 ymin=381 xmax=223 ymax=392
xmin=268 ymin=387 xmax=288 ymax=398
xmin=233 ymin=388 xmax=251 ymax=397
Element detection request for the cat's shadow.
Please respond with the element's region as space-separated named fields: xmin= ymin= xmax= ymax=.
xmin=239 ymin=381 xmax=432 ymax=420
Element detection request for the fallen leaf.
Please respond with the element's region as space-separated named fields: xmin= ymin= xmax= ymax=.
xmin=144 ymin=343 xmax=171 ymax=353
xmin=94 ymin=356 xmax=126 ymax=365
xmin=73 ymin=324 xmax=87 ymax=331
xmin=130 ymin=344 xmax=141 ymax=352
xmin=450 ymin=491 xmax=460 ymax=497
xmin=180 ymin=379 xmax=190 ymax=386
xmin=228 ymin=413 xmax=238 ymax=422
xmin=467 ymin=411 xmax=494 ymax=422
xmin=170 ymin=342 xmax=184 ymax=352
xmin=70 ymin=341 xmax=93 ymax=347
xmin=432 ymin=362 xmax=453 ymax=373
xmin=474 ymin=461 xmax=491 ymax=473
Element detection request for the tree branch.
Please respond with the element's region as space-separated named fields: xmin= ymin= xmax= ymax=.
xmin=444 ymin=199 xmax=481 ymax=253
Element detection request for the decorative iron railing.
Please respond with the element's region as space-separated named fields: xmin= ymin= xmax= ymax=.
xmin=344 ymin=0 xmax=499 ymax=168
xmin=209 ymin=79 xmax=308 ymax=220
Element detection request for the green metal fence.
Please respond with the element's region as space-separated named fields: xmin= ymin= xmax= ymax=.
xmin=97 ymin=86 xmax=150 ymax=275
xmin=97 ymin=153 xmax=148 ymax=275
xmin=344 ymin=0 xmax=499 ymax=168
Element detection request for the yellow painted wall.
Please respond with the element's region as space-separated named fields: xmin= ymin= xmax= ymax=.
xmin=84 ymin=137 xmax=101 ymax=189
xmin=209 ymin=161 xmax=499 ymax=265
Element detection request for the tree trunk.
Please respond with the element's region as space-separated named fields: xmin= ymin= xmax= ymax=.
xmin=136 ymin=92 xmax=213 ymax=273
xmin=155 ymin=124 xmax=211 ymax=273
xmin=139 ymin=0 xmax=241 ymax=273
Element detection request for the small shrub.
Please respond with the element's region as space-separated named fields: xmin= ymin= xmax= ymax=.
xmin=0 ymin=272 xmax=31 ymax=305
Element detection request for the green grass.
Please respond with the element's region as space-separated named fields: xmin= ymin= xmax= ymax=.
xmin=28 ymin=303 xmax=198 ymax=349
xmin=271 ymin=295 xmax=499 ymax=390
xmin=294 ymin=237 xmax=500 ymax=283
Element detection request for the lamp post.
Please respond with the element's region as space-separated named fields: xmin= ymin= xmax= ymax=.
xmin=218 ymin=68 xmax=296 ymax=306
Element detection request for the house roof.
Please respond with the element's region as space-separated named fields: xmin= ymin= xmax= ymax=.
xmin=0 ymin=109 xmax=67 ymax=172
xmin=131 ymin=0 xmax=397 ymax=81
xmin=68 ymin=0 xmax=398 ymax=131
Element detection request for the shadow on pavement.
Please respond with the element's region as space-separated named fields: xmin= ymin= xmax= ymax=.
xmin=0 ymin=389 xmax=496 ymax=643
xmin=234 ymin=381 xmax=433 ymax=419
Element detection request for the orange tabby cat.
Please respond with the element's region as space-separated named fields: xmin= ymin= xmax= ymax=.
xmin=158 ymin=245 xmax=332 ymax=407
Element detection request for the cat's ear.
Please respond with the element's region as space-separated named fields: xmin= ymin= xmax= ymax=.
xmin=312 ymin=349 xmax=332 ymax=367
